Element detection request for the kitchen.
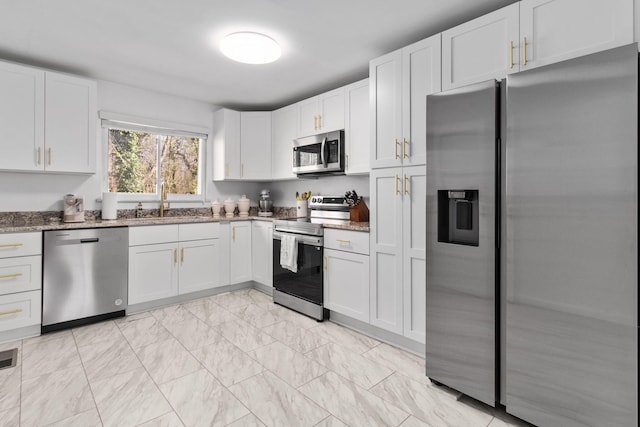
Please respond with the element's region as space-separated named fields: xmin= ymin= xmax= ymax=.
xmin=0 ymin=0 xmax=638 ymax=426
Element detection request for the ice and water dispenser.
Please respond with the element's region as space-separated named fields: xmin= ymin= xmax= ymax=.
xmin=437 ymin=190 xmax=479 ymax=246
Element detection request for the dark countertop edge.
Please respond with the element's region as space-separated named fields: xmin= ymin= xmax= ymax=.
xmin=0 ymin=216 xmax=370 ymax=233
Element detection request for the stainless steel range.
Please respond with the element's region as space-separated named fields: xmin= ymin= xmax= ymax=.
xmin=272 ymin=195 xmax=350 ymax=320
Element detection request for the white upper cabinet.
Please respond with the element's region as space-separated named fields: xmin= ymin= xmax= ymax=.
xmin=0 ymin=61 xmax=44 ymax=172
xmin=213 ymin=109 xmax=272 ymax=181
xmin=271 ymin=104 xmax=297 ymax=180
xmin=519 ymin=0 xmax=633 ymax=70
xmin=344 ymin=79 xmax=370 ymax=175
xmin=370 ymin=50 xmax=403 ymax=169
xmin=370 ymin=34 xmax=441 ymax=169
xmin=402 ymin=35 xmax=442 ymax=167
xmin=0 ymin=61 xmax=96 ymax=173
xmin=213 ymin=108 xmax=241 ymax=180
xmin=296 ymin=87 xmax=345 ymax=138
xmin=240 ymin=111 xmax=272 ymax=180
xmin=442 ymin=3 xmax=520 ymax=91
xmin=44 ymin=72 xmax=97 ymax=173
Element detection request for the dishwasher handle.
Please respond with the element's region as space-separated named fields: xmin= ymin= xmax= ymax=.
xmin=80 ymin=238 xmax=99 ymax=244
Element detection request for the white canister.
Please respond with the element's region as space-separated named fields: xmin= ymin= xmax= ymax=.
xmin=102 ymin=192 xmax=118 ymax=220
xmin=224 ymin=198 xmax=236 ymax=218
xmin=297 ymin=200 xmax=308 ymax=218
xmin=238 ymin=195 xmax=250 ymax=217
xmin=211 ymin=200 xmax=221 ymax=219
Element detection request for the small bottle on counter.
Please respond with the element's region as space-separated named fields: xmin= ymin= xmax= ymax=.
xmin=136 ymin=202 xmax=143 ymax=218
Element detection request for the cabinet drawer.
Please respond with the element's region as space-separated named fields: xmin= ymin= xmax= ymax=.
xmin=179 ymin=222 xmax=219 ymax=241
xmin=324 ymin=229 xmax=369 ymax=255
xmin=129 ymin=224 xmax=179 ymax=246
xmin=0 ymin=290 xmax=41 ymax=332
xmin=0 ymin=256 xmax=41 ymax=295
xmin=0 ymin=232 xmax=41 ymax=258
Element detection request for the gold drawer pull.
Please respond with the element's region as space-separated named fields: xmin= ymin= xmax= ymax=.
xmin=0 ymin=243 xmax=23 ymax=248
xmin=336 ymin=239 xmax=351 ymax=243
xmin=0 ymin=309 xmax=22 ymax=316
xmin=0 ymin=273 xmax=22 ymax=279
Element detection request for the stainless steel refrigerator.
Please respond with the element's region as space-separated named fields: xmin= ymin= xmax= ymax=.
xmin=426 ymin=44 xmax=638 ymax=426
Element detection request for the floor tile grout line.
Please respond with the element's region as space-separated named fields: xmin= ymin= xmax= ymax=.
xmin=366 ymin=369 xmax=396 ymax=391
xmin=70 ymin=326 xmax=105 ymax=427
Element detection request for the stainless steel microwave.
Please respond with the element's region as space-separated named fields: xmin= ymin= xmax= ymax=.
xmin=293 ymin=130 xmax=345 ymax=176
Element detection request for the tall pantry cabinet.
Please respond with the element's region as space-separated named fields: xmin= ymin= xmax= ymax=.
xmin=369 ymin=34 xmax=440 ymax=343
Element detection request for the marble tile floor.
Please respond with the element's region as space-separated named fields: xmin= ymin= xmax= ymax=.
xmin=0 ymin=288 xmax=532 ymax=427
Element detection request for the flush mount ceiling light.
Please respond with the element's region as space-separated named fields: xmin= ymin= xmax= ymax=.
xmin=220 ymin=32 xmax=281 ymax=64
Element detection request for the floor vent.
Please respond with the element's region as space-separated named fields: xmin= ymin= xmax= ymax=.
xmin=0 ymin=348 xmax=18 ymax=370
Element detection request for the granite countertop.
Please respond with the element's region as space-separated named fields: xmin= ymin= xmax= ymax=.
xmin=0 ymin=214 xmax=370 ymax=233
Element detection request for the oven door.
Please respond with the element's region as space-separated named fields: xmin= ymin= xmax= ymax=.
xmin=272 ymin=232 xmax=323 ymax=305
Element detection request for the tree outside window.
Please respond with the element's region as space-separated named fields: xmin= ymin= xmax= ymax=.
xmin=107 ymin=128 xmax=202 ymax=196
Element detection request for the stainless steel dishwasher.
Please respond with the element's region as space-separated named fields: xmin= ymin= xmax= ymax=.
xmin=43 ymin=227 xmax=128 ymax=332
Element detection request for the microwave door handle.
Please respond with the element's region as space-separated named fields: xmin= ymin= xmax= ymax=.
xmin=321 ymin=137 xmax=328 ymax=168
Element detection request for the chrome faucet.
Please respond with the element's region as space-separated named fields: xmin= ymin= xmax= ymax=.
xmin=159 ymin=182 xmax=170 ymax=217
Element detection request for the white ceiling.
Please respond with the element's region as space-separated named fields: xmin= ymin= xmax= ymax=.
xmin=0 ymin=0 xmax=517 ymax=110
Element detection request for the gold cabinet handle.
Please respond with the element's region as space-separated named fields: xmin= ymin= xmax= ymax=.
xmin=314 ymin=115 xmax=318 ymax=130
xmin=48 ymin=148 xmax=52 ymax=166
xmin=0 ymin=243 xmax=23 ymax=248
xmin=522 ymin=37 xmax=527 ymax=66
xmin=181 ymin=247 xmax=185 ymax=264
xmin=395 ymin=139 xmax=399 ymax=159
xmin=225 ymin=162 xmax=229 ymax=177
xmin=174 ymin=248 xmax=177 ymax=264
xmin=509 ymin=41 xmax=514 ymax=69
xmin=0 ymin=309 xmax=22 ymax=316
xmin=404 ymin=174 xmax=409 ymax=195
xmin=241 ymin=163 xmax=244 ymax=177
xmin=232 ymin=226 xmax=236 ymax=241
xmin=403 ymin=138 xmax=408 ymax=158
xmin=318 ymin=114 xmax=322 ymax=129
xmin=323 ymin=256 xmax=327 ymax=272
xmin=0 ymin=273 xmax=22 ymax=279
xmin=395 ymin=175 xmax=400 ymax=195
xmin=37 ymin=147 xmax=41 ymax=165
xmin=336 ymin=239 xmax=351 ymax=243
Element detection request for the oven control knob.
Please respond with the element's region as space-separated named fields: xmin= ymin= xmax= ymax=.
xmin=311 ymin=197 xmax=316 ymax=203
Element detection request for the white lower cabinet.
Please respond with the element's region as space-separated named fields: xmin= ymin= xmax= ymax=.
xmin=229 ymin=222 xmax=252 ymax=284
xmin=324 ymin=229 xmax=370 ymax=322
xmin=0 ymin=232 xmax=42 ymax=333
xmin=128 ymin=223 xmax=223 ymax=305
xmin=251 ymin=221 xmax=273 ymax=287
xmin=370 ymin=166 xmax=426 ymax=343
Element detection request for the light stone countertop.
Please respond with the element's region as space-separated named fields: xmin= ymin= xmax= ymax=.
xmin=0 ymin=214 xmax=369 ymax=234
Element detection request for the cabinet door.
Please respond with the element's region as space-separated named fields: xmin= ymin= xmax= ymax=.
xmin=442 ymin=3 xmax=519 ymax=90
xmin=370 ymin=50 xmax=403 ymax=169
xmin=128 ymin=243 xmax=178 ymax=304
xmin=0 ymin=61 xmax=44 ymax=171
xmin=271 ymin=105 xmax=297 ymax=180
xmin=318 ymin=87 xmax=344 ymax=132
xmin=520 ymin=0 xmax=633 ymax=70
xmin=369 ymin=168 xmax=404 ymax=334
xmin=251 ymin=221 xmax=273 ymax=286
xmin=229 ymin=222 xmax=252 ymax=284
xmin=344 ymin=79 xmax=370 ymax=175
xmin=402 ymin=165 xmax=426 ymax=343
xmin=240 ymin=111 xmax=272 ymax=179
xmin=44 ymin=72 xmax=97 ymax=173
xmin=297 ymin=97 xmax=319 ymax=138
xmin=213 ymin=109 xmax=241 ymax=180
xmin=402 ymin=34 xmax=441 ymax=167
xmin=324 ymin=249 xmax=370 ymax=322
xmin=179 ymin=239 xmax=221 ymax=294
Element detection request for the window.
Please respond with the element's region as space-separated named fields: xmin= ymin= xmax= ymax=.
xmin=101 ymin=114 xmax=207 ymax=199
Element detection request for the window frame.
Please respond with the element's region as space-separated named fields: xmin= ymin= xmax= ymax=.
xmin=100 ymin=111 xmax=209 ymax=203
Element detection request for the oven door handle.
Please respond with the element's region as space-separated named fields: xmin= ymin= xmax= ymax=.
xmin=320 ymin=136 xmax=328 ymax=168
xmin=273 ymin=231 xmax=323 ymax=246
